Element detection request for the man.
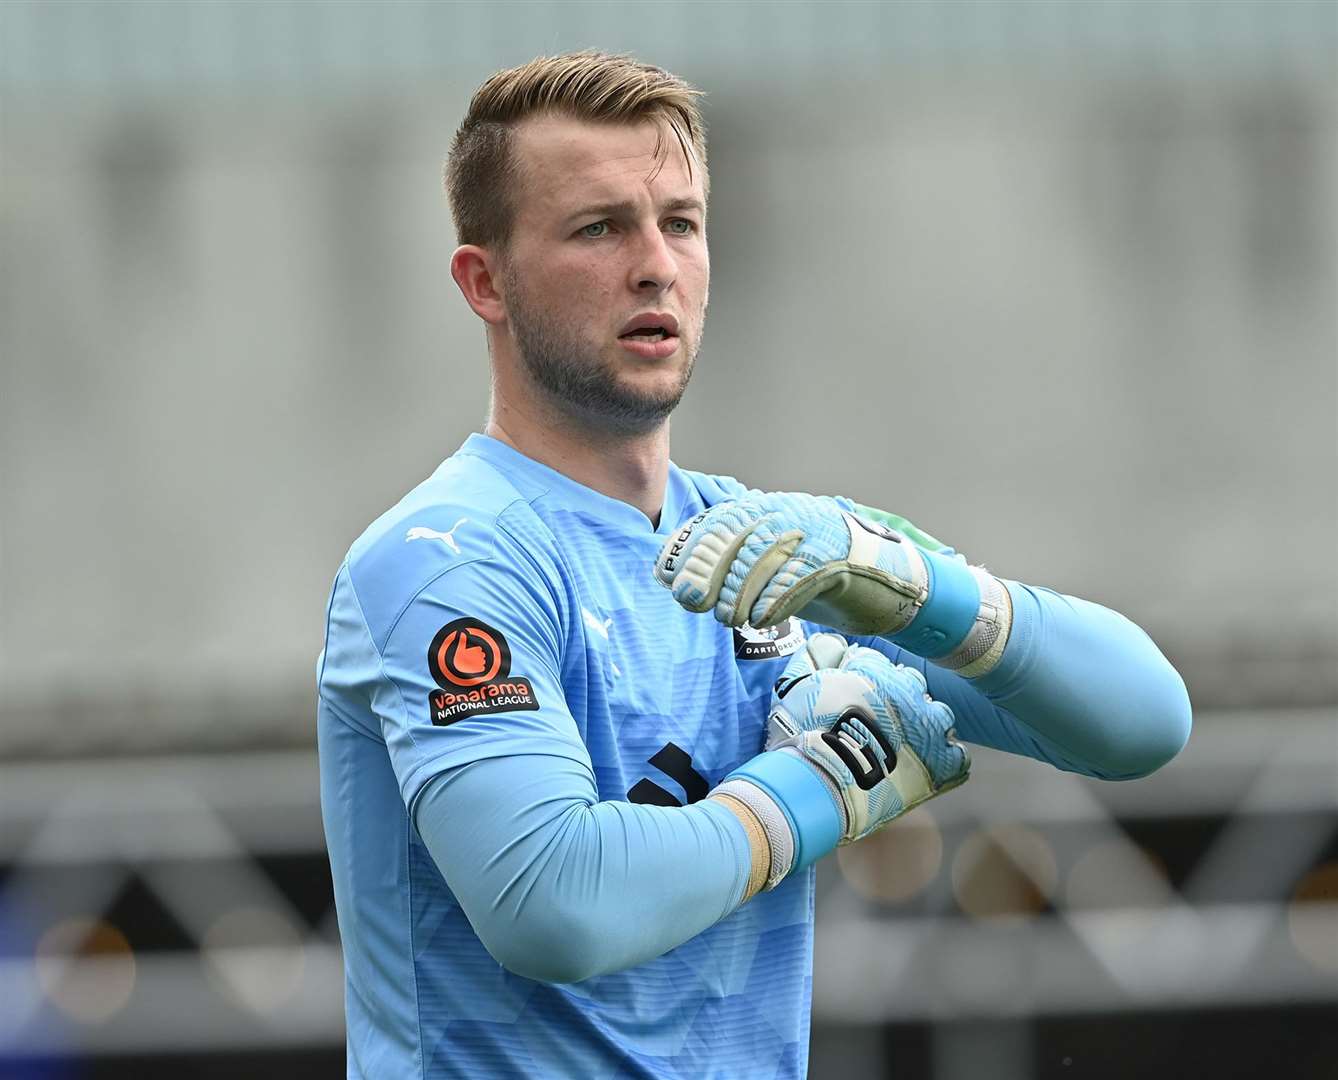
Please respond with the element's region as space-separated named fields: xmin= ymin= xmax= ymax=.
xmin=317 ymin=52 xmax=1191 ymax=1079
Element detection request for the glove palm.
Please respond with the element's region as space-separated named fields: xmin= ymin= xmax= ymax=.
xmin=656 ymin=492 xmax=1012 ymax=678
xmin=767 ymin=635 xmax=970 ymax=842
xmin=656 ymin=493 xmax=926 ymax=635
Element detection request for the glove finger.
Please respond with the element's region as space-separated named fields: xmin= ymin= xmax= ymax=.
xmin=909 ymin=700 xmax=968 ymax=787
xmin=766 ymin=647 xmax=826 ymax=747
xmin=746 ymin=511 xmax=856 ymax=627
xmin=930 ymin=699 xmax=957 ymax=737
xmin=720 ymin=524 xmax=803 ymax=628
xmin=833 ymin=642 xmax=886 ymax=670
xmin=747 ymin=552 xmax=826 ymax=628
xmin=803 ymin=632 xmax=851 ymax=671
xmin=773 ymin=638 xmax=821 ymax=690
xmin=654 ymin=511 xmax=708 ymax=588
xmin=654 ymin=502 xmax=766 ymax=614
xmin=938 ymin=737 xmax=971 ymax=787
xmin=839 ymin=647 xmax=930 ymax=695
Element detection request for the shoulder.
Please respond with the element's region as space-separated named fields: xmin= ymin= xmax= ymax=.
xmin=339 ymin=449 xmax=564 ymax=650
xmin=676 ymin=466 xmax=757 ymax=507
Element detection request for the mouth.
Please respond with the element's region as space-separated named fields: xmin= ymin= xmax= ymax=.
xmin=615 ymin=327 xmax=679 ymax=361
xmin=617 ymin=312 xmax=681 ymax=360
xmin=618 ymin=312 xmax=680 ymax=339
xmin=619 ymin=327 xmax=673 ymax=343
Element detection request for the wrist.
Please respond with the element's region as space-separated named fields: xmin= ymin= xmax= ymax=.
xmin=936 ymin=567 xmax=1013 ymax=677
xmin=707 ymin=792 xmax=771 ymax=902
xmin=843 ymin=504 xmax=1012 ymax=675
xmin=720 ymin=750 xmax=843 ymax=885
xmin=885 ymin=544 xmax=979 ymax=656
xmin=876 ymin=539 xmax=1013 ymax=678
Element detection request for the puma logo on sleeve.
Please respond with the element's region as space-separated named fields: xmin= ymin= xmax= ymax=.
xmin=406 ymin=518 xmax=470 ymax=554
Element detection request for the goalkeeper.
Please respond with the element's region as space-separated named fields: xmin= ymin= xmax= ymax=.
xmin=316 ymin=52 xmax=1192 ymax=1080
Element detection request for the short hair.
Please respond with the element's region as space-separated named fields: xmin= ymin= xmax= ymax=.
xmin=445 ymin=51 xmax=708 ymax=251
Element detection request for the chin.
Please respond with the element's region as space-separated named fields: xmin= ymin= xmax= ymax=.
xmin=619 ymin=370 xmax=688 ymax=405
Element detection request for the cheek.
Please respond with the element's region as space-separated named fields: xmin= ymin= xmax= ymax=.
xmin=684 ymin=255 xmax=710 ymax=310
xmin=682 ymin=242 xmax=709 ymax=280
xmin=549 ymin=255 xmax=617 ymax=303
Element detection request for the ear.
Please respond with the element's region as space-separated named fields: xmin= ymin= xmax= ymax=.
xmin=450 ymin=245 xmax=507 ymax=326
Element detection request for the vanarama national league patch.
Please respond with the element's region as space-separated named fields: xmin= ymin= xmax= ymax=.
xmin=426 ymin=618 xmax=540 ymax=725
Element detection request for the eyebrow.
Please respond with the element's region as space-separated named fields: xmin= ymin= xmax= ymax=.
xmin=565 ymin=196 xmax=706 ymax=223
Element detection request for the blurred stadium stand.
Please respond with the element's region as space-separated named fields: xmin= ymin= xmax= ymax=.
xmin=2 ymin=713 xmax=1334 ymax=1075
xmin=2 ymin=1 xmax=1334 ymax=1076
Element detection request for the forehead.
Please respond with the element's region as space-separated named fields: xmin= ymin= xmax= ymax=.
xmin=510 ymin=114 xmax=703 ymax=219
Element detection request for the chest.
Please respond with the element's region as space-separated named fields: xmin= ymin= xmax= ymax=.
xmin=553 ymin=528 xmax=807 ymax=802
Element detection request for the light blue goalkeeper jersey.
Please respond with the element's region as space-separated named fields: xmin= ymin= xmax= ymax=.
xmin=317 ymin=434 xmax=815 ymax=1079
xmin=317 ymin=433 xmax=1191 ymax=1079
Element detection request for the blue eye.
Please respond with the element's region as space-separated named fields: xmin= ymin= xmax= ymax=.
xmin=666 ymin=219 xmax=694 ymax=235
xmin=581 ymin=221 xmax=610 ymax=238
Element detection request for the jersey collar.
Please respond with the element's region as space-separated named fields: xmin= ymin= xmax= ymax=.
xmin=455 ymin=433 xmax=692 ymax=537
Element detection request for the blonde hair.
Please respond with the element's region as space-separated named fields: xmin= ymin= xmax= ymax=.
xmin=445 ymin=51 xmax=708 ymax=250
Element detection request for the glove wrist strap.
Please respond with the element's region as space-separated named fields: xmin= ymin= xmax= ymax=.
xmin=937 ymin=569 xmax=1013 ymax=678
xmin=869 ymin=535 xmax=1013 ymax=678
xmin=722 ymin=751 xmax=844 ymax=884
xmin=889 ymin=546 xmax=981 ymax=657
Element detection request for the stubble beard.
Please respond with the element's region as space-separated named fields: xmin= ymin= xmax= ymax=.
xmin=503 ymin=268 xmax=702 ymax=438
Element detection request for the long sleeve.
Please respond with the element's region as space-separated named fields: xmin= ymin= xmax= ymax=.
xmin=322 ymin=508 xmax=757 ymax=986
xmin=414 ymin=755 xmax=751 ymax=984
xmin=862 ymin=580 xmax=1192 ymax=780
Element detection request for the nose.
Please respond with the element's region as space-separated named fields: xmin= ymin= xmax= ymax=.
xmin=629 ymin=226 xmax=678 ymax=294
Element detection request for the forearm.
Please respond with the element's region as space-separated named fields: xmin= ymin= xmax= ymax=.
xmin=414 ymin=754 xmax=756 ymax=984
xmin=849 ymin=505 xmax=1191 ymax=776
xmin=966 ymin=580 xmax=1192 ymax=778
xmin=867 ymin=579 xmax=1191 ymax=779
xmin=653 ymin=490 xmax=1191 ymax=782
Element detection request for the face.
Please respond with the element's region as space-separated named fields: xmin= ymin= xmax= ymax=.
xmin=499 ymin=115 xmax=709 ymax=435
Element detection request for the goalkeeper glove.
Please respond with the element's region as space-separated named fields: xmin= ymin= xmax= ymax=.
xmin=710 ymin=633 xmax=969 ymax=892
xmin=656 ymin=492 xmax=1012 ymax=678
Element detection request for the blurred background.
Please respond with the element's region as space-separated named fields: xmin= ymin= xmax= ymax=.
xmin=2 ymin=1 xmax=1335 ymax=1076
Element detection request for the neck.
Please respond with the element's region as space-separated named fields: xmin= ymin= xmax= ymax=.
xmin=486 ymin=383 xmax=671 ymax=528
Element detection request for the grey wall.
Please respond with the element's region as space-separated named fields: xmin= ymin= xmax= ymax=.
xmin=2 ymin=2 xmax=1335 ymax=753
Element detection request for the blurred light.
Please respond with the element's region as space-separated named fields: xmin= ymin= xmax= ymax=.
xmin=836 ymin=806 xmax=942 ymax=905
xmin=951 ymin=824 xmax=1058 ymax=923
xmin=1065 ymin=841 xmax=1173 ymax=911
xmin=34 ymin=918 xmax=136 ymax=1024
xmin=202 ymin=906 xmax=305 ymax=1013
xmin=1287 ymin=862 xmax=1338 ymax=974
